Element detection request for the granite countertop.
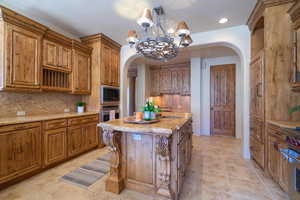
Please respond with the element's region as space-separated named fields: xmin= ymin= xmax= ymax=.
xmin=267 ymin=120 xmax=300 ymax=129
xmin=98 ymin=112 xmax=192 ymax=135
xmin=268 ymin=120 xmax=300 ymax=138
xmin=0 ymin=111 xmax=99 ymax=126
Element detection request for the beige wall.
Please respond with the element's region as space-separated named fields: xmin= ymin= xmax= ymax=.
xmin=0 ymin=92 xmax=82 ymax=118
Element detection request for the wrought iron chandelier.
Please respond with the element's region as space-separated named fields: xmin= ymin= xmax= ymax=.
xmin=126 ymin=6 xmax=193 ymax=61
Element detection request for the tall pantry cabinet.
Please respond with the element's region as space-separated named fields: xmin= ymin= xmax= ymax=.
xmin=248 ymin=0 xmax=300 ymax=191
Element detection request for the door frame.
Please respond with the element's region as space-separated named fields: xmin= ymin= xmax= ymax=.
xmin=210 ymin=64 xmax=236 ymax=137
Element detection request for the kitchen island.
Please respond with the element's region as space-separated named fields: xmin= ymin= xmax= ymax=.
xmin=97 ymin=112 xmax=193 ymax=200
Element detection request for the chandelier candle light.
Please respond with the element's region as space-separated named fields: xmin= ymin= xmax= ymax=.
xmin=126 ymin=6 xmax=193 ymax=61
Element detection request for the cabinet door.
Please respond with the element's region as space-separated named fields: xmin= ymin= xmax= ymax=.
xmin=267 ymin=134 xmax=280 ymax=181
xmin=72 ymin=50 xmax=91 ymax=94
xmin=6 ymin=24 xmax=41 ymax=89
xmin=181 ymin=69 xmax=190 ymax=95
xmin=160 ymin=69 xmax=172 ymax=93
xmin=150 ymin=70 xmax=160 ymax=96
xmin=44 ymin=128 xmax=67 ymax=166
xmin=67 ymin=125 xmax=84 ymax=157
xmin=82 ymin=123 xmax=98 ymax=150
xmin=279 ymin=151 xmax=289 ymax=192
xmin=111 ymin=48 xmax=120 ymax=87
xmin=43 ymin=40 xmax=58 ymax=68
xmin=58 ymin=45 xmax=72 ymax=71
xmin=250 ymin=52 xmax=264 ymax=120
xmin=101 ymin=43 xmax=112 ymax=85
xmin=0 ymin=127 xmax=42 ymax=184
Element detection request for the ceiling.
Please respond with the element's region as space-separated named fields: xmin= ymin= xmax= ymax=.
xmin=131 ymin=45 xmax=238 ymax=66
xmin=0 ymin=0 xmax=257 ymax=45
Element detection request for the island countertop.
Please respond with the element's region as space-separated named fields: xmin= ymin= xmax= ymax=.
xmin=98 ymin=112 xmax=192 ymax=135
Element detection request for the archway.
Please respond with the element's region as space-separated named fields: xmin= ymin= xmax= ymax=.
xmin=120 ymin=26 xmax=250 ymax=159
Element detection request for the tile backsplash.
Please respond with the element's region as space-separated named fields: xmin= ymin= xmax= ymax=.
xmin=0 ymin=92 xmax=81 ymax=118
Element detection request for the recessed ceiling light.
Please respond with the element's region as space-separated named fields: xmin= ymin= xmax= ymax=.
xmin=219 ymin=18 xmax=228 ymax=24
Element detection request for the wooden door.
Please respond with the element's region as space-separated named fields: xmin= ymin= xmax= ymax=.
xmin=44 ymin=128 xmax=67 ymax=166
xmin=250 ymin=52 xmax=264 ymax=121
xmin=0 ymin=127 xmax=42 ymax=184
xmin=210 ymin=64 xmax=236 ymax=136
xmin=43 ymin=40 xmax=58 ymax=68
xmin=82 ymin=123 xmax=98 ymax=150
xmin=6 ymin=24 xmax=41 ymax=89
xmin=72 ymin=50 xmax=91 ymax=94
xmin=111 ymin=48 xmax=120 ymax=87
xmin=67 ymin=125 xmax=84 ymax=157
xmin=181 ymin=69 xmax=190 ymax=95
xmin=101 ymin=43 xmax=111 ymax=85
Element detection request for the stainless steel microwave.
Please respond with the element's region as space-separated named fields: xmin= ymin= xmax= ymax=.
xmin=101 ymin=85 xmax=120 ymax=104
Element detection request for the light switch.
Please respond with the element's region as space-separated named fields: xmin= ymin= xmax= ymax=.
xmin=17 ymin=111 xmax=26 ymax=116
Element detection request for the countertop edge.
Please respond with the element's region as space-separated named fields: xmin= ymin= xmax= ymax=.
xmin=0 ymin=111 xmax=99 ymax=126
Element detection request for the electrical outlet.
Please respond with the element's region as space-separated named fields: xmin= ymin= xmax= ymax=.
xmin=17 ymin=111 xmax=26 ymax=116
xmin=64 ymin=108 xmax=70 ymax=113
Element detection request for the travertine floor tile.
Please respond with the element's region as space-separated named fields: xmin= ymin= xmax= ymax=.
xmin=0 ymin=136 xmax=287 ymax=200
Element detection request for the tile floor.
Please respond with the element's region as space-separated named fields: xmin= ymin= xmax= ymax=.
xmin=0 ymin=136 xmax=289 ymax=200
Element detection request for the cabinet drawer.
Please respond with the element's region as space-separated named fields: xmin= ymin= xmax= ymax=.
xmin=0 ymin=122 xmax=41 ymax=133
xmin=250 ymin=119 xmax=264 ymax=143
xmin=250 ymin=136 xmax=265 ymax=168
xmin=43 ymin=119 xmax=67 ymax=130
xmin=68 ymin=115 xmax=98 ymax=126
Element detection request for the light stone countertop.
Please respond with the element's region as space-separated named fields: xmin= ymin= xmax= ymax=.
xmin=98 ymin=112 xmax=192 ymax=135
xmin=0 ymin=111 xmax=99 ymax=126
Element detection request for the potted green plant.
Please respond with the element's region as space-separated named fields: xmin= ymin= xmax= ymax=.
xmin=76 ymin=102 xmax=86 ymax=113
xmin=142 ymin=101 xmax=155 ymax=120
xmin=289 ymin=105 xmax=300 ymax=114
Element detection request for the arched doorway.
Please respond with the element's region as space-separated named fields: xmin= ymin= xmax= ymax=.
xmin=119 ymin=26 xmax=250 ymax=159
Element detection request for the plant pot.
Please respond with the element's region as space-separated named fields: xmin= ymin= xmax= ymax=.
xmin=77 ymin=106 xmax=84 ymax=113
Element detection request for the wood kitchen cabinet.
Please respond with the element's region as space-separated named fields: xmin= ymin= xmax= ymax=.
xmin=72 ymin=41 xmax=92 ymax=95
xmin=150 ymin=63 xmax=191 ymax=96
xmin=267 ymin=124 xmax=289 ymax=192
xmin=0 ymin=20 xmax=45 ymax=91
xmin=289 ymin=2 xmax=300 ymax=91
xmin=43 ymin=31 xmax=72 ymax=72
xmin=67 ymin=115 xmax=99 ymax=157
xmin=101 ymin=41 xmax=120 ymax=87
xmin=150 ymin=69 xmax=161 ymax=96
xmin=81 ymin=34 xmax=121 ymax=88
xmin=0 ymin=122 xmax=42 ymax=184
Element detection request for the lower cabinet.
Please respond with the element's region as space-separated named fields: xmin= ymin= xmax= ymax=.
xmin=68 ymin=120 xmax=98 ymax=157
xmin=0 ymin=114 xmax=99 ymax=186
xmin=250 ymin=136 xmax=265 ymax=168
xmin=0 ymin=123 xmax=42 ymax=184
xmin=267 ymin=125 xmax=289 ymax=192
xmin=44 ymin=128 xmax=67 ymax=166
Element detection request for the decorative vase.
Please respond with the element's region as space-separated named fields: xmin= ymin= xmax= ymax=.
xmin=143 ymin=111 xmax=151 ymax=120
xmin=77 ymin=106 xmax=84 ymax=113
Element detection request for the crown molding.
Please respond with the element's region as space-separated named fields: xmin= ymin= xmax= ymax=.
xmin=247 ymin=0 xmax=295 ymax=31
xmin=80 ymin=33 xmax=121 ymax=49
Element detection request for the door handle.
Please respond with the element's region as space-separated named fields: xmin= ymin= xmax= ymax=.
xmin=210 ymin=107 xmax=213 ymax=111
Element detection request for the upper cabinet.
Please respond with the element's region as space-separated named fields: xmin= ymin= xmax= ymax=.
xmin=0 ymin=6 xmax=92 ymax=94
xmin=81 ymin=33 xmax=121 ymax=88
xmin=100 ymin=39 xmax=120 ymax=87
xmin=289 ymin=1 xmax=300 ymax=91
xmin=0 ymin=6 xmax=47 ymax=91
xmin=72 ymin=41 xmax=92 ymax=95
xmin=150 ymin=63 xmax=191 ymax=96
xmin=43 ymin=30 xmax=72 ymax=72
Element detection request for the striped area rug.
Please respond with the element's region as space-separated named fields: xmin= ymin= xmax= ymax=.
xmin=60 ymin=153 xmax=111 ymax=188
